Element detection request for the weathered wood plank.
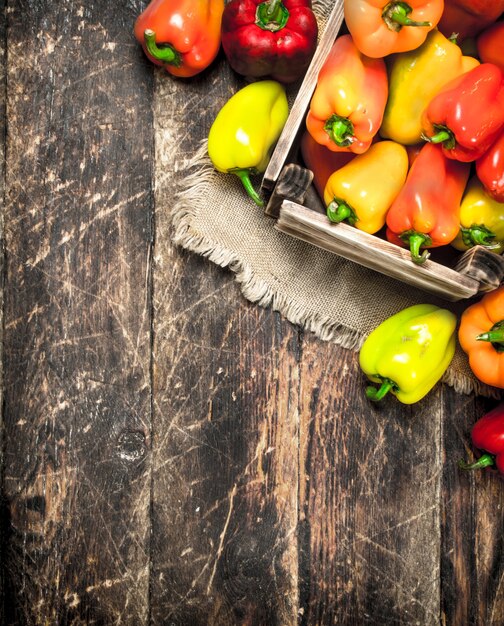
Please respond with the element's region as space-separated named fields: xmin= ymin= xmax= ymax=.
xmin=441 ymin=393 xmax=504 ymax=626
xmin=2 ymin=1 xmax=153 ymax=623
xmin=298 ymin=337 xmax=442 ymax=624
xmin=0 ymin=0 xmax=6 ymax=621
xmin=150 ymin=58 xmax=301 ymax=625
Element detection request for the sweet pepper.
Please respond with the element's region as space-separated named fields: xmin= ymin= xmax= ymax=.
xmin=323 ymin=141 xmax=409 ymax=234
xmin=459 ymin=286 xmax=504 ymax=389
xmin=386 ymin=142 xmax=470 ymax=263
xmin=134 ymin=0 xmax=225 ymax=77
xmin=476 ymin=130 xmax=504 ymax=203
xmin=451 ymin=177 xmax=504 ymax=253
xmin=221 ymin=0 xmax=318 ymax=84
xmin=477 ymin=21 xmax=504 ymax=73
xmin=300 ymin=131 xmax=355 ymax=199
xmin=306 ymin=35 xmax=388 ymax=154
xmin=380 ymin=29 xmax=480 ymax=146
xmin=459 ymin=403 xmax=504 ymax=475
xmin=422 ymin=63 xmax=504 ymax=162
xmin=343 ymin=0 xmax=443 ymax=58
xmin=438 ymin=0 xmax=504 ymax=41
xmin=359 ymin=304 xmax=457 ymax=404
xmin=208 ymin=80 xmax=289 ymax=206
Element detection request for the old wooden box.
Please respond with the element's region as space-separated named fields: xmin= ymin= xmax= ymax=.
xmin=260 ymin=0 xmax=504 ymax=302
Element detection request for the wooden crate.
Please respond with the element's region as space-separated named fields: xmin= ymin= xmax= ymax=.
xmin=260 ymin=0 xmax=504 ymax=302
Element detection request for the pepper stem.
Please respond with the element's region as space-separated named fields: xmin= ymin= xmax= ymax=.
xmin=424 ymin=124 xmax=456 ymax=150
xmin=458 ymin=452 xmax=495 ymax=471
xmin=326 ymin=199 xmax=358 ymax=226
xmin=399 ymin=231 xmax=431 ymax=264
xmin=365 ymin=379 xmax=395 ymax=402
xmin=143 ymin=29 xmax=181 ymax=67
xmin=460 ymin=224 xmax=497 ymax=248
xmin=476 ymin=320 xmax=504 ymax=349
xmin=324 ymin=115 xmax=355 ymax=148
xmin=256 ymin=0 xmax=289 ymax=31
xmin=382 ymin=2 xmax=431 ymax=31
xmin=232 ymin=169 xmax=264 ymax=207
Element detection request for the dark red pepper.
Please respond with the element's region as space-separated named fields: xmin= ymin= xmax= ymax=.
xmin=476 ymin=129 xmax=504 ymax=203
xmin=477 ymin=21 xmax=504 ymax=73
xmin=221 ymin=0 xmax=318 ymax=84
xmin=422 ymin=63 xmax=504 ymax=162
xmin=438 ymin=0 xmax=504 ymax=41
xmin=459 ymin=403 xmax=504 ymax=474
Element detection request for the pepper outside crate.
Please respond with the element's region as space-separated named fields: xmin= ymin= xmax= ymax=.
xmin=260 ymin=0 xmax=504 ymax=302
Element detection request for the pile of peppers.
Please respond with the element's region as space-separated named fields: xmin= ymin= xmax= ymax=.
xmin=303 ymin=2 xmax=504 ymax=265
xmin=299 ymin=1 xmax=504 ymax=407
xmin=133 ymin=0 xmax=504 ymax=410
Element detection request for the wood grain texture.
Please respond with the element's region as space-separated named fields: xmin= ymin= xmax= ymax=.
xmin=1 ymin=1 xmax=504 ymax=624
xmin=298 ymin=337 xmax=442 ymax=625
xmin=441 ymin=393 xmax=504 ymax=626
xmin=151 ymin=57 xmax=301 ymax=625
xmin=0 ymin=0 xmax=6 ymax=618
xmin=2 ymin=1 xmax=154 ymax=623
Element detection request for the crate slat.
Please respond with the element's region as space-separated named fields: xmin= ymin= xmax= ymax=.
xmin=276 ymin=201 xmax=481 ymax=301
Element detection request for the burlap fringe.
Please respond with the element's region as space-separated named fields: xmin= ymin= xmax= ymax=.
xmin=170 ymin=139 xmax=502 ymax=401
xmin=171 ymin=139 xmax=364 ymax=354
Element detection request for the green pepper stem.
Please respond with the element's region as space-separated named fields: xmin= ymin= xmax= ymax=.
xmin=326 ymin=199 xmax=358 ymax=226
xmin=366 ymin=380 xmax=394 ymax=402
xmin=428 ymin=130 xmax=453 ymax=144
xmin=477 ymin=330 xmax=504 ymax=343
xmin=400 ymin=231 xmax=431 ymax=264
xmin=458 ymin=452 xmax=495 ymax=471
xmin=382 ymin=2 xmax=431 ymax=31
xmin=424 ymin=124 xmax=456 ymax=150
xmin=324 ymin=115 xmax=355 ymax=148
xmin=233 ymin=169 xmax=264 ymax=207
xmin=256 ymin=0 xmax=289 ymax=31
xmin=144 ymin=29 xmax=181 ymax=67
xmin=460 ymin=224 xmax=496 ymax=248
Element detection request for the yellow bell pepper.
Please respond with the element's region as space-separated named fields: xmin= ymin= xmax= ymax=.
xmin=452 ymin=176 xmax=504 ymax=254
xmin=359 ymin=304 xmax=457 ymax=404
xmin=208 ymin=80 xmax=289 ymax=206
xmin=380 ymin=29 xmax=480 ymax=145
xmin=323 ymin=141 xmax=409 ymax=234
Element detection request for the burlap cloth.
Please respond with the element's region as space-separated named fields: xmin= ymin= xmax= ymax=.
xmin=162 ymin=0 xmax=501 ymax=400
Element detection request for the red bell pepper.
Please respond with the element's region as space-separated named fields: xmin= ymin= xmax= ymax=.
xmin=300 ymin=131 xmax=355 ymax=199
xmin=476 ymin=130 xmax=504 ymax=203
xmin=459 ymin=403 xmax=504 ymax=475
xmin=220 ymin=0 xmax=318 ymax=84
xmin=386 ymin=142 xmax=470 ymax=263
xmin=438 ymin=0 xmax=504 ymax=41
xmin=134 ymin=0 xmax=225 ymax=77
xmin=422 ymin=63 xmax=504 ymax=162
xmin=477 ymin=21 xmax=504 ymax=73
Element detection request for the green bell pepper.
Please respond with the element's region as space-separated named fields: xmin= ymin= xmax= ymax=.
xmin=359 ymin=304 xmax=457 ymax=404
xmin=207 ymin=80 xmax=289 ymax=206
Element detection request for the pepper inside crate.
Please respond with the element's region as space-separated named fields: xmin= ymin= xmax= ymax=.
xmin=262 ymin=1 xmax=504 ymax=302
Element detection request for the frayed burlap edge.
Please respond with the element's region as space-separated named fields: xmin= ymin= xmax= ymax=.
xmin=170 ymin=138 xmax=502 ymax=401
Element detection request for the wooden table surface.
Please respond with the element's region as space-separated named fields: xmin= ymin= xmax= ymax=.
xmin=1 ymin=1 xmax=504 ymax=624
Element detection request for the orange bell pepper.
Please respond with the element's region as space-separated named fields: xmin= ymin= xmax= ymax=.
xmin=343 ymin=0 xmax=444 ymax=58
xmin=305 ymin=35 xmax=388 ymax=154
xmin=134 ymin=0 xmax=224 ymax=78
xmin=386 ymin=142 xmax=471 ymax=263
xmin=459 ymin=286 xmax=504 ymax=389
